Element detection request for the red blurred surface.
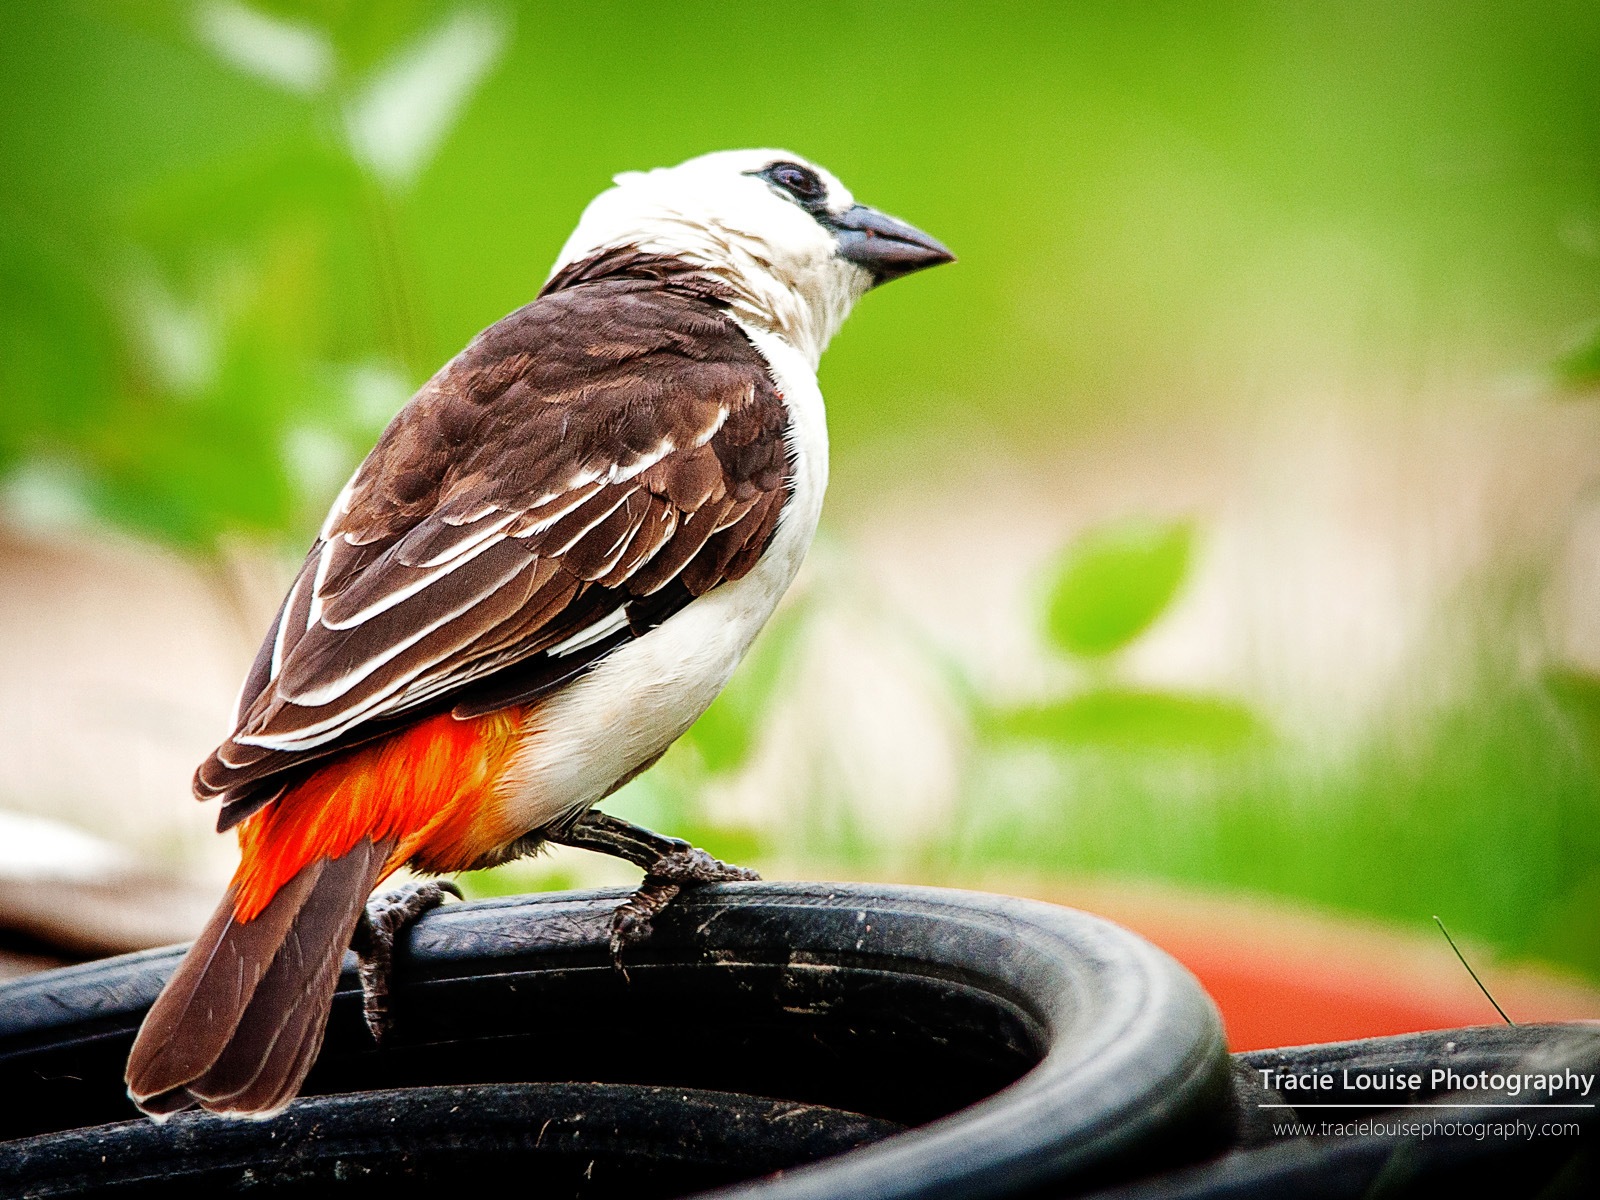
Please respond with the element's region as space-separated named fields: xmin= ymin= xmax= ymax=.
xmin=1138 ymin=925 xmax=1548 ymax=1051
xmin=989 ymin=878 xmax=1600 ymax=1051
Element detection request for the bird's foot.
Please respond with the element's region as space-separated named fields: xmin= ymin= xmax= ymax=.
xmin=543 ymin=810 xmax=759 ymax=965
xmin=610 ymin=846 xmax=760 ymax=961
xmin=351 ymin=879 xmax=462 ymax=1046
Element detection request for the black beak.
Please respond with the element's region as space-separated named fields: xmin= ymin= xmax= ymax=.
xmin=832 ymin=204 xmax=955 ymax=285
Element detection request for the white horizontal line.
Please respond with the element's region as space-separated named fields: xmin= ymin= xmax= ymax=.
xmin=1257 ymin=1103 xmax=1594 ymax=1110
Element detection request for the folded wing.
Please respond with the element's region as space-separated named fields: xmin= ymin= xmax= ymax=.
xmin=198 ymin=268 xmax=790 ymax=827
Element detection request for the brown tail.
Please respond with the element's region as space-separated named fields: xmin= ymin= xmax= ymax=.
xmin=125 ymin=837 xmax=393 ymax=1119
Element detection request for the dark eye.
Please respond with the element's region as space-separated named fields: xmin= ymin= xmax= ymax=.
xmin=767 ymin=162 xmax=826 ymax=203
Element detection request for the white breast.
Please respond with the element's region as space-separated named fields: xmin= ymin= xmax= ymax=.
xmin=498 ymin=323 xmax=828 ymax=833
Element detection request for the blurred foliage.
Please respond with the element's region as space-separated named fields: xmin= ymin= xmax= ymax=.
xmin=5 ymin=0 xmax=1600 ymax=546
xmin=958 ymin=557 xmax=1600 ymax=977
xmin=1545 ymin=670 xmax=1600 ymax=756
xmin=0 ymin=0 xmax=503 ymax=547
xmin=952 ymin=669 xmax=1600 ymax=979
xmin=991 ymin=690 xmax=1264 ymax=752
xmin=1555 ymin=328 xmax=1600 ymax=392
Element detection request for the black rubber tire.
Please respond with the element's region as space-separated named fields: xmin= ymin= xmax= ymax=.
xmin=0 ymin=1082 xmax=902 ymax=1198
xmin=0 ymin=883 xmax=1232 ymax=1198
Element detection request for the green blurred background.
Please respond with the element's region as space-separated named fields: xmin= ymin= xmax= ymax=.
xmin=2 ymin=1 xmax=1598 ymax=986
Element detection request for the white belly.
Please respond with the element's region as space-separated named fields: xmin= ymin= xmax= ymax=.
xmin=498 ymin=325 xmax=827 ymax=832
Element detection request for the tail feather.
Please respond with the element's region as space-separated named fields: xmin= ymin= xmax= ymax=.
xmin=125 ymin=862 xmax=326 ymax=1101
xmin=182 ymin=843 xmax=389 ymax=1111
xmin=126 ymin=838 xmax=393 ymax=1118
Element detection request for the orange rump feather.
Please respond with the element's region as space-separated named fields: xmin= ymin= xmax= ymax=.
xmin=126 ymin=707 xmax=531 ymax=1116
xmin=232 ymin=707 xmax=527 ymax=922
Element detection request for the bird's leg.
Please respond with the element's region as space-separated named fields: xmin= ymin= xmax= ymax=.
xmin=351 ymin=879 xmax=462 ymax=1046
xmin=545 ymin=810 xmax=760 ymax=960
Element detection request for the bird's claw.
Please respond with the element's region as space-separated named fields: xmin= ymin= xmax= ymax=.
xmin=352 ymin=879 xmax=462 ymax=1046
xmin=608 ymin=847 xmax=760 ymax=966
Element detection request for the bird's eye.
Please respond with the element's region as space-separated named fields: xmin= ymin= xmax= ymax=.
xmin=766 ymin=162 xmax=826 ymax=204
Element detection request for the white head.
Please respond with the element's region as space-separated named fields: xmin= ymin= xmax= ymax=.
xmin=549 ymin=149 xmax=953 ymax=368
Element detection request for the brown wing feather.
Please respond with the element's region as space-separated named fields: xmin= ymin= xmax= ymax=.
xmin=200 ymin=256 xmax=791 ymax=818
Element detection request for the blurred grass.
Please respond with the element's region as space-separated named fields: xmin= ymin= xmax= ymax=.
xmin=950 ymin=676 xmax=1600 ymax=980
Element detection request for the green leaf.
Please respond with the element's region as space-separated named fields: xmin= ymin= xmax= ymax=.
xmin=1045 ymin=518 xmax=1194 ymax=658
xmin=988 ymin=687 xmax=1267 ymax=751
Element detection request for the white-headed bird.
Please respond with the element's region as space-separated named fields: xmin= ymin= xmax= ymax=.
xmin=126 ymin=149 xmax=953 ymax=1118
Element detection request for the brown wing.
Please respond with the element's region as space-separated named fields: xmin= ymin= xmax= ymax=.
xmin=199 ymin=263 xmax=790 ymax=825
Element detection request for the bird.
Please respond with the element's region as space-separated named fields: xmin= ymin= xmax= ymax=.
xmin=123 ymin=149 xmax=953 ymax=1120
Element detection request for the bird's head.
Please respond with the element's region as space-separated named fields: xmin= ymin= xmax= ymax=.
xmin=549 ymin=149 xmax=954 ymax=367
